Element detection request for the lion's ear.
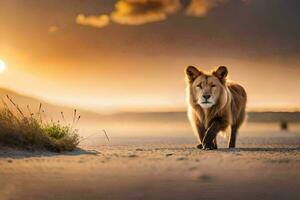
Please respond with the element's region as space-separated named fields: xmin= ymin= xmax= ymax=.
xmin=213 ymin=66 xmax=228 ymax=83
xmin=185 ymin=66 xmax=202 ymax=83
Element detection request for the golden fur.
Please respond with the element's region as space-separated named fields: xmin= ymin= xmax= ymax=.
xmin=185 ymin=66 xmax=247 ymax=149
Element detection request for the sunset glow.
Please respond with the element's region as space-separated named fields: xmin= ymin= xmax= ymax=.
xmin=0 ymin=0 xmax=299 ymax=112
xmin=0 ymin=59 xmax=6 ymax=73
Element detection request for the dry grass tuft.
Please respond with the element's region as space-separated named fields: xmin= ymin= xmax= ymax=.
xmin=0 ymin=96 xmax=80 ymax=152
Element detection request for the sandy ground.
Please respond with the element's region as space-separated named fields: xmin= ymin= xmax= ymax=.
xmin=0 ymin=135 xmax=300 ymax=200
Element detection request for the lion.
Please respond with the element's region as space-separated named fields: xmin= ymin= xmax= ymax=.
xmin=185 ymin=66 xmax=247 ymax=150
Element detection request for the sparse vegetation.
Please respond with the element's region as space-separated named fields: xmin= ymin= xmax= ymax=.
xmin=0 ymin=95 xmax=80 ymax=152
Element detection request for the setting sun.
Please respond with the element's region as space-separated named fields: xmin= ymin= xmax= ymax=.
xmin=0 ymin=59 xmax=6 ymax=73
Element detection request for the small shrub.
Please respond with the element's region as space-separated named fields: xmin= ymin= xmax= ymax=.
xmin=44 ymin=123 xmax=70 ymax=139
xmin=0 ymin=96 xmax=80 ymax=152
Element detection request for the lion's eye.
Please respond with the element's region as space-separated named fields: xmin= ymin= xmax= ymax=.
xmin=211 ymin=84 xmax=216 ymax=88
xmin=197 ymin=85 xmax=202 ymax=89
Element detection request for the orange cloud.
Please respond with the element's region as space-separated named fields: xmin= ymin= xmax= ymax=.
xmin=76 ymin=0 xmax=249 ymax=28
xmin=185 ymin=0 xmax=228 ymax=17
xmin=76 ymin=14 xmax=110 ymax=28
xmin=110 ymin=0 xmax=181 ymax=25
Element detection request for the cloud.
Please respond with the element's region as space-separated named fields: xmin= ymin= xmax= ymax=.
xmin=76 ymin=0 xmax=249 ymax=28
xmin=110 ymin=0 xmax=181 ymax=25
xmin=185 ymin=0 xmax=228 ymax=17
xmin=76 ymin=14 xmax=110 ymax=28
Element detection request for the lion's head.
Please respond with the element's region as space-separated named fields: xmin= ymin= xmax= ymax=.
xmin=186 ymin=66 xmax=228 ymax=109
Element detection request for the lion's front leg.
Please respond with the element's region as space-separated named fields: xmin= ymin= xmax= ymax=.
xmin=213 ymin=138 xmax=218 ymax=149
xmin=196 ymin=125 xmax=206 ymax=149
xmin=229 ymin=125 xmax=238 ymax=148
xmin=202 ymin=118 xmax=228 ymax=150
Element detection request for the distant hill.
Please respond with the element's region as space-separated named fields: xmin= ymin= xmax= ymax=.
xmin=0 ymin=87 xmax=101 ymax=123
xmin=0 ymin=87 xmax=299 ymax=125
xmin=247 ymin=112 xmax=300 ymax=123
xmin=100 ymin=111 xmax=300 ymax=123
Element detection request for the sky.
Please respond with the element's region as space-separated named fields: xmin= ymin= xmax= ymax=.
xmin=0 ymin=0 xmax=300 ymax=112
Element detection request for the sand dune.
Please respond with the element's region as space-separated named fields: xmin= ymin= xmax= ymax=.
xmin=1 ymin=132 xmax=299 ymax=200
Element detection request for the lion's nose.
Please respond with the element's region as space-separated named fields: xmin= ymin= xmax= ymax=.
xmin=203 ymin=95 xmax=211 ymax=100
